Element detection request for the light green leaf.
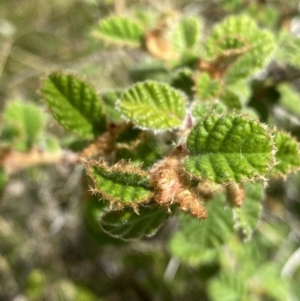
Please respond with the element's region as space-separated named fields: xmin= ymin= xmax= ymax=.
xmin=226 ymin=80 xmax=251 ymax=105
xmin=233 ymin=182 xmax=264 ymax=240
xmin=268 ymin=130 xmax=300 ymax=177
xmin=195 ymin=72 xmax=222 ymax=101
xmin=183 ymin=113 xmax=275 ymax=184
xmin=86 ymin=160 xmax=153 ymax=206
xmin=41 ymin=72 xmax=106 ymax=139
xmin=204 ymin=15 xmax=275 ymax=83
xmin=278 ymin=84 xmax=300 ymax=116
xmin=169 ymin=193 xmax=234 ymax=265
xmin=172 ymin=17 xmax=201 ymax=54
xmin=94 ymin=16 xmax=144 ymax=47
xmin=246 ymin=2 xmax=279 ymax=28
xmin=2 ymin=100 xmax=44 ymax=151
xmin=208 ymin=271 xmax=246 ymax=301
xmin=276 ymin=32 xmax=300 ymax=69
xmin=25 ymin=269 xmax=46 ymax=300
xmin=204 ymin=15 xmax=251 ymax=59
xmin=40 ymin=134 xmax=61 ymax=153
xmin=192 ymin=100 xmax=227 ymax=122
xmin=117 ymin=81 xmax=186 ymax=130
xmin=100 ymin=205 xmax=169 ymax=240
xmin=249 ymin=263 xmax=289 ymax=301
xmin=220 ymin=89 xmax=242 ymax=110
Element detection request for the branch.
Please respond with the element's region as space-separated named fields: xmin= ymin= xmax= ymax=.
xmin=1 ymin=148 xmax=79 ymax=175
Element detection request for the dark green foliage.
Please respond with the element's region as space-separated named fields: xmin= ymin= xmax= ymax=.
xmin=100 ymin=205 xmax=170 ymax=240
xmin=1 ymin=2 xmax=300 ymax=300
xmin=41 ymin=72 xmax=106 ymax=139
xmin=169 ymin=193 xmax=234 ymax=265
xmin=184 ymin=114 xmax=275 ymax=183
xmin=87 ymin=160 xmax=153 ymax=205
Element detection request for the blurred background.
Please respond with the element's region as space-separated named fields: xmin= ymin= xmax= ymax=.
xmin=1 ymin=0 xmax=300 ymax=300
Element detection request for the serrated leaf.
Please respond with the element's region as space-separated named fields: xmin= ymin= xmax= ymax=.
xmin=183 ymin=114 xmax=275 ymax=184
xmin=117 ymin=81 xmax=186 ymax=130
xmin=168 ymin=193 xmax=234 ymax=265
xmin=100 ymin=205 xmax=169 ymax=240
xmin=204 ymin=15 xmax=275 ymax=83
xmin=268 ymin=130 xmax=300 ymax=177
xmin=172 ymin=17 xmax=201 ymax=54
xmin=205 ymin=18 xmax=250 ymax=59
xmin=195 ymin=72 xmax=222 ymax=100
xmin=2 ymin=100 xmax=44 ymax=151
xmin=94 ymin=16 xmax=144 ymax=47
xmin=208 ymin=271 xmax=246 ymax=301
xmin=86 ymin=160 xmax=153 ymax=206
xmin=41 ymin=72 xmax=106 ymax=139
xmin=233 ymin=182 xmax=264 ymax=240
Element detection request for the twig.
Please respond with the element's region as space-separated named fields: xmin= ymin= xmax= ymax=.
xmin=1 ymin=148 xmax=79 ymax=175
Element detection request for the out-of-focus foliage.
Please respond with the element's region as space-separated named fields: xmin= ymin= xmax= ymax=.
xmin=1 ymin=1 xmax=300 ymax=301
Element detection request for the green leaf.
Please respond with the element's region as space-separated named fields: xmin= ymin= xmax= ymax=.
xmin=233 ymin=182 xmax=264 ymax=240
xmin=101 ymin=90 xmax=123 ymax=123
xmin=276 ymin=33 xmax=300 ymax=69
xmin=41 ymin=72 xmax=106 ymax=139
xmin=172 ymin=17 xmax=201 ymax=54
xmin=268 ymin=130 xmax=300 ymax=177
xmin=2 ymin=100 xmax=44 ymax=151
xmin=220 ymin=89 xmax=242 ymax=110
xmin=208 ymin=271 xmax=246 ymax=301
xmin=226 ymin=80 xmax=251 ymax=105
xmin=40 ymin=134 xmax=61 ymax=153
xmin=183 ymin=113 xmax=275 ymax=184
xmin=204 ymin=15 xmax=275 ymax=83
xmin=83 ymin=195 xmax=125 ymax=245
xmin=192 ymin=100 xmax=227 ymax=122
xmin=170 ymin=68 xmax=195 ymax=99
xmin=25 ymin=269 xmax=46 ymax=300
xmin=195 ymin=72 xmax=222 ymax=101
xmin=86 ymin=160 xmax=153 ymax=206
xmin=246 ymin=2 xmax=279 ymax=28
xmin=94 ymin=16 xmax=144 ymax=47
xmin=249 ymin=263 xmax=289 ymax=301
xmin=116 ymin=126 xmax=141 ymax=144
xmin=100 ymin=205 xmax=169 ymax=240
xmin=278 ymin=84 xmax=300 ymax=116
xmin=115 ymin=134 xmax=163 ymax=169
xmin=169 ymin=193 xmax=234 ymax=265
xmin=117 ymin=81 xmax=186 ymax=130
